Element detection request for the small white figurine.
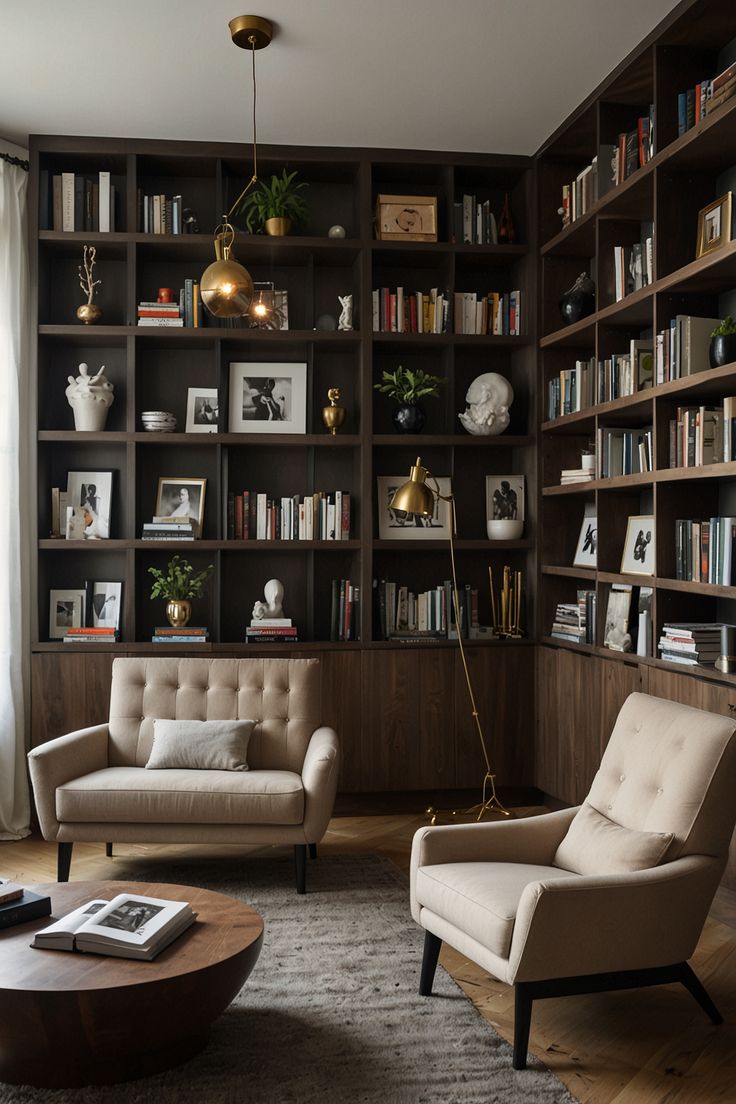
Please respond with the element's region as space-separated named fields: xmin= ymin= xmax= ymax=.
xmin=65 ymin=362 xmax=114 ymax=431
xmin=252 ymin=578 xmax=285 ymax=622
xmin=458 ymin=372 xmax=513 ymax=436
xmin=338 ymin=294 xmax=353 ymax=331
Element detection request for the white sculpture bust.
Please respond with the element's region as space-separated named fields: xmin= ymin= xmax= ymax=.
xmin=65 ymin=362 xmax=114 ymax=432
xmin=252 ymin=578 xmax=285 ymax=621
xmin=458 ymin=372 xmax=513 ymax=436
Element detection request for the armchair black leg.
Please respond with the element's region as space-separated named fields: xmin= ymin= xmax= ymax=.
xmin=513 ymin=984 xmax=534 ymax=1070
xmin=419 ymin=930 xmax=442 ymax=996
xmin=57 ymin=842 xmax=73 ymax=882
xmin=294 ymin=844 xmax=307 ymax=894
xmin=308 ymin=843 xmax=317 ymax=860
xmin=678 ymin=962 xmax=723 ymax=1024
xmin=105 ymin=843 xmax=113 ymax=858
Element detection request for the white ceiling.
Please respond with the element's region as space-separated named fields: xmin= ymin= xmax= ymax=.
xmin=3 ymin=0 xmax=679 ymax=156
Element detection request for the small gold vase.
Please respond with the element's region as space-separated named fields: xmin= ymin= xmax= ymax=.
xmin=166 ymin=599 xmax=192 ymax=628
xmin=322 ymin=387 xmax=346 ymax=435
xmin=76 ymin=303 xmax=102 ymax=325
xmin=265 ymin=217 xmax=291 ymax=237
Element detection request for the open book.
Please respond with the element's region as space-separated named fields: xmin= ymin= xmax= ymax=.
xmin=31 ymin=893 xmax=197 ymax=960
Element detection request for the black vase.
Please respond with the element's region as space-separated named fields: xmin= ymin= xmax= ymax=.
xmin=709 ymin=334 xmax=736 ymax=368
xmin=393 ymin=403 xmax=426 ymax=433
xmin=559 ymin=272 xmax=596 ymax=326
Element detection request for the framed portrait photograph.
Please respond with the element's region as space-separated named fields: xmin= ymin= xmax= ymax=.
xmin=604 ymin=584 xmax=633 ymax=652
xmin=696 ymin=192 xmax=732 ymax=258
xmin=485 ymin=475 xmax=525 ymax=522
xmin=154 ymin=477 xmax=207 ymax=535
xmin=91 ymin=581 xmax=122 ymax=629
xmin=375 ymin=194 xmax=438 ymax=242
xmin=66 ymin=470 xmax=114 ymax=539
xmin=573 ymin=509 xmax=597 ymax=568
xmin=228 ymin=362 xmax=307 ymax=434
xmin=186 ymin=388 xmax=218 ymax=433
xmin=620 ymin=514 xmax=655 ymax=575
xmin=377 ymin=475 xmax=452 ymax=539
xmin=49 ymin=588 xmax=86 ymax=639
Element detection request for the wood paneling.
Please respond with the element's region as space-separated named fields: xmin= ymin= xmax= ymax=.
xmin=319 ymin=650 xmax=362 ymax=793
xmin=31 ymin=652 xmax=115 ymax=746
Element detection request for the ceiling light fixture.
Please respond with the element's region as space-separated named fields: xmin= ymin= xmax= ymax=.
xmin=200 ymin=15 xmax=272 ymax=319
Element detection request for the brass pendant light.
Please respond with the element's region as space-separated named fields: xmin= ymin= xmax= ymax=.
xmin=201 ymin=15 xmax=273 ymax=319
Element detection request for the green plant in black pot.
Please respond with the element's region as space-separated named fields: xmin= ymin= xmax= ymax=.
xmin=710 ymin=316 xmax=736 ymax=368
xmin=148 ymin=555 xmax=214 ymax=628
xmin=237 ymin=169 xmax=309 ymax=236
xmin=374 ymin=365 xmax=445 ymax=433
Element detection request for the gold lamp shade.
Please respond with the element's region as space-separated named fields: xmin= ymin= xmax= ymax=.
xmin=389 ymin=457 xmax=436 ymax=516
xmin=201 ymin=224 xmax=254 ymax=318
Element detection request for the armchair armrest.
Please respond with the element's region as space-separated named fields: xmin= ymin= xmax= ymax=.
xmin=27 ymin=724 xmax=110 ymax=840
xmin=301 ymin=725 xmax=340 ymax=842
xmin=509 ymin=854 xmax=724 ymax=983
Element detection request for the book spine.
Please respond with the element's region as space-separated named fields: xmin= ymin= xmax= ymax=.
xmin=0 ymin=895 xmax=52 ymax=929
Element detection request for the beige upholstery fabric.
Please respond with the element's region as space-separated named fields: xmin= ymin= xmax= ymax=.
xmin=553 ymin=802 xmax=673 ymax=876
xmin=146 ymin=718 xmax=255 ymax=771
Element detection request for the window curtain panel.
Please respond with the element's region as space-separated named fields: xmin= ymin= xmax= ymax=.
xmin=0 ymin=142 xmax=31 ymax=838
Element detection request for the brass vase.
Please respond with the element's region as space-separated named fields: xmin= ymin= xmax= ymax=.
xmin=166 ymin=599 xmax=192 ymax=628
xmin=76 ymin=303 xmax=102 ymax=325
xmin=322 ymin=387 xmax=346 ymax=435
xmin=265 ymin=217 xmax=291 ymax=237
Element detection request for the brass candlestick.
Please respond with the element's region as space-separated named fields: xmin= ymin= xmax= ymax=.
xmin=322 ymin=387 xmax=346 ymax=435
xmin=489 ymin=565 xmax=523 ymax=638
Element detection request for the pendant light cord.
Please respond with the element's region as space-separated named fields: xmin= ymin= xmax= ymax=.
xmin=224 ymin=36 xmax=260 ymax=224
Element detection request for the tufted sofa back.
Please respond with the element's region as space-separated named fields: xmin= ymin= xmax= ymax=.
xmin=586 ymin=692 xmax=736 ymax=861
xmin=108 ymin=657 xmax=321 ymax=771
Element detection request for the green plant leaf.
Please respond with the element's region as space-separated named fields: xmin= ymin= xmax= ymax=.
xmin=372 ymin=364 xmax=445 ymax=404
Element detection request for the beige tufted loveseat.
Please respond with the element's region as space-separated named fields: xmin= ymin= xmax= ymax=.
xmin=28 ymin=656 xmax=340 ymax=893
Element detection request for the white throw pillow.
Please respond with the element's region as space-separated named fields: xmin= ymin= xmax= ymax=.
xmin=146 ymin=719 xmax=256 ymax=771
xmin=553 ymin=802 xmax=674 ymax=876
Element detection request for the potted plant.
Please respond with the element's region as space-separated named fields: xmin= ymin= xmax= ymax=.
xmin=237 ymin=168 xmax=309 ymax=236
xmin=710 ymin=316 xmax=736 ymax=368
xmin=373 ymin=365 xmax=445 ymax=433
xmin=148 ymin=555 xmax=214 ymax=628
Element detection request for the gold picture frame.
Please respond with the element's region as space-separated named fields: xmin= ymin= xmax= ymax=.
xmin=696 ymin=192 xmax=732 ymax=258
xmin=375 ymin=194 xmax=438 ymax=242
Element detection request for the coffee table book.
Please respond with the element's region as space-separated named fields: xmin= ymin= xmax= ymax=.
xmin=0 ymin=889 xmax=52 ymax=929
xmin=31 ymin=893 xmax=196 ymax=960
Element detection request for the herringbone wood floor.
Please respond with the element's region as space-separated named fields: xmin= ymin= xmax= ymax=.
xmin=2 ymin=811 xmax=735 ymax=1104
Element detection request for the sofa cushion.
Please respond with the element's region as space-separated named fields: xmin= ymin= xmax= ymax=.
xmin=415 ymin=862 xmax=573 ymax=960
xmin=56 ymin=767 xmax=304 ymax=825
xmin=553 ymin=801 xmax=674 ymax=876
xmin=146 ymin=718 xmax=255 ymax=772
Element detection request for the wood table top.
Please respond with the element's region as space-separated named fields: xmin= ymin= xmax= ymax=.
xmin=0 ymin=881 xmax=263 ymax=993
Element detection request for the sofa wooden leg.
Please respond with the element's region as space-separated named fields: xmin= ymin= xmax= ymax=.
xmin=513 ymin=983 xmax=533 ymax=1070
xmin=57 ymin=842 xmax=73 ymax=883
xmin=105 ymin=843 xmax=113 ymax=858
xmin=294 ymin=844 xmax=307 ymax=894
xmin=678 ymin=962 xmax=723 ymax=1024
xmin=419 ymin=930 xmax=442 ymax=996
xmin=308 ymin=843 xmax=317 ymax=860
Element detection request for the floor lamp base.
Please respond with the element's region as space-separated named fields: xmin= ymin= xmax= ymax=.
xmin=426 ymin=773 xmax=514 ymax=826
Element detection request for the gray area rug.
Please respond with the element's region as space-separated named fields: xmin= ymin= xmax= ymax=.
xmin=0 ymin=854 xmax=574 ymax=1104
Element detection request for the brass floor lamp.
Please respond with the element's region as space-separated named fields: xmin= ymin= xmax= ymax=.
xmin=390 ymin=458 xmax=511 ymax=823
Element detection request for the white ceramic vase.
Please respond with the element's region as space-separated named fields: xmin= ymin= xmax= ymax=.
xmin=65 ymin=363 xmax=114 ymax=431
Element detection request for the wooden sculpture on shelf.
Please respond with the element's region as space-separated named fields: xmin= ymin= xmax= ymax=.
xmin=76 ymin=245 xmax=102 ymax=325
xmin=489 ymin=565 xmax=523 ymax=638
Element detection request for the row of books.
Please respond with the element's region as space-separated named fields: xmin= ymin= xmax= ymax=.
xmin=678 ymin=62 xmax=736 ymax=136
xmin=371 ymin=287 xmax=448 ymax=334
xmin=550 ymin=592 xmax=595 ymax=645
xmin=452 ymin=291 xmax=521 ymax=336
xmin=597 ymin=426 xmax=653 ymax=478
xmin=329 ymin=578 xmax=360 ymax=641
xmin=559 ymin=118 xmax=655 ymax=228
xmin=655 ymin=315 xmax=719 ymax=384
xmin=658 ymin=623 xmax=724 ymax=668
xmin=546 ymin=341 xmax=653 ymax=419
xmin=39 ymin=169 xmax=120 ymax=232
xmin=613 ymin=225 xmax=653 ymax=301
xmin=137 ymin=280 xmax=204 ymax=328
xmin=674 ymin=518 xmax=736 ymax=586
xmin=62 ymin=626 xmax=119 ymax=644
xmin=226 ymin=490 xmax=351 ymax=542
xmin=668 ymin=400 xmax=736 ymax=468
xmin=452 ymin=196 xmax=498 ymax=245
xmin=374 ymin=578 xmax=479 ymax=640
xmin=151 ymin=626 xmax=209 ymax=643
xmin=136 ymin=192 xmax=185 ymax=235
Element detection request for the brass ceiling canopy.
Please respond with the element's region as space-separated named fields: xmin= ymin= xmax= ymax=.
xmin=229 ymin=15 xmax=273 ymax=50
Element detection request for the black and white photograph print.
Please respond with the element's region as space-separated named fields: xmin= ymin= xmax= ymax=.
xmin=485 ymin=474 xmax=524 ymax=522
xmin=48 ymin=588 xmax=86 ymax=639
xmin=620 ymin=514 xmax=655 ymax=575
xmin=97 ymin=899 xmax=165 ymax=934
xmin=604 ymin=584 xmax=633 ymax=652
xmin=154 ymin=477 xmax=207 ymax=534
xmin=92 ymin=581 xmax=122 ymax=629
xmin=185 ymin=387 xmax=218 ymax=433
xmin=228 ymin=362 xmax=307 ymax=434
xmin=377 ymin=475 xmax=452 ymax=540
xmin=66 ymin=470 xmax=113 ymax=539
xmin=573 ymin=507 xmax=597 ymax=568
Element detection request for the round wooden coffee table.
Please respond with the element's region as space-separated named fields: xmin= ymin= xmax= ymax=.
xmin=0 ymin=880 xmax=263 ymax=1088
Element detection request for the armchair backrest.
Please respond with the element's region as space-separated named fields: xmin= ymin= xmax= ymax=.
xmin=586 ymin=692 xmax=736 ymax=862
xmin=108 ymin=657 xmax=321 ymax=771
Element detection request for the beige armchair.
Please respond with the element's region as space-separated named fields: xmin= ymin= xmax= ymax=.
xmin=28 ymin=657 xmax=340 ymax=894
xmin=410 ymin=692 xmax=736 ymax=1067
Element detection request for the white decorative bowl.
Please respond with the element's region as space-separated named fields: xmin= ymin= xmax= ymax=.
xmin=487 ymin=519 xmax=523 ymax=540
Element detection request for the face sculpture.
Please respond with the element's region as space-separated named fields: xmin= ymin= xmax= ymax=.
xmin=458 ymin=372 xmax=513 ymax=436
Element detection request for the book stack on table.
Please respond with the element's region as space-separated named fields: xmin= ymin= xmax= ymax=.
xmin=245 ymin=619 xmax=298 ymax=644
xmin=0 ymin=880 xmax=52 ymax=929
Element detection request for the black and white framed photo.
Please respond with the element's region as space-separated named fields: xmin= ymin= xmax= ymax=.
xmin=620 ymin=514 xmax=655 ymax=575
xmin=228 ymin=362 xmax=307 ymax=433
xmin=573 ymin=507 xmax=597 ymax=568
xmin=66 ymin=470 xmax=113 ymax=539
xmin=377 ymin=475 xmax=452 ymax=540
xmin=485 ymin=474 xmax=524 ymax=522
xmin=91 ymin=581 xmax=122 ymax=629
xmin=603 ymin=584 xmax=633 ymax=652
xmin=185 ymin=388 xmax=218 ymax=433
xmin=154 ymin=477 xmax=207 ymax=534
xmin=49 ymin=588 xmax=86 ymax=639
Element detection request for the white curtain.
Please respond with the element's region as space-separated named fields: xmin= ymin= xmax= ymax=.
xmin=0 ymin=141 xmax=31 ymax=838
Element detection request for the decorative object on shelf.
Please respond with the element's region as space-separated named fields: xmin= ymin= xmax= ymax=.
xmin=48 ymin=588 xmax=86 ymax=640
xmin=154 ymin=477 xmax=207 ymax=537
xmin=374 ymin=194 xmax=438 ymax=242
xmin=148 ymin=555 xmax=214 ymax=629
xmin=186 ymin=388 xmax=218 ymax=434
xmin=604 ymin=584 xmax=632 ymax=652
xmin=328 ymin=224 xmax=346 ymax=239
xmin=182 ymin=208 xmax=199 ymax=234
xmin=374 ymin=365 xmax=445 ymax=434
xmin=76 ymin=245 xmax=102 ymax=325
xmin=558 ymin=271 xmax=595 ymax=325
xmin=497 ymin=192 xmax=515 ymax=244
xmin=322 ymin=387 xmax=346 ymax=435
xmin=337 ymin=294 xmax=353 ymax=331
xmin=141 ymin=410 xmax=176 ymax=432
xmin=252 ymin=578 xmax=286 ymax=621
xmin=238 ymin=168 xmax=309 ymax=236
xmin=620 ymin=514 xmax=655 ymax=576
xmin=389 ymin=458 xmax=510 ymax=823
xmin=91 ymin=581 xmax=122 ymax=630
xmin=457 ymin=372 xmax=512 ymax=436
xmin=315 ymin=313 xmax=336 ymax=331
xmin=200 ymin=15 xmax=273 ymax=318
xmin=377 ymin=473 xmax=452 ymax=540
xmin=247 ymin=282 xmax=288 ymax=330
xmin=710 ymin=315 xmax=736 ymax=368
xmin=157 ymin=287 xmax=174 ymax=304
xmin=65 ymin=363 xmax=114 ymax=432
xmin=228 ymin=362 xmax=307 ymax=434
xmin=66 ymin=470 xmax=113 ymax=540
xmin=696 ymin=192 xmax=732 ymax=258
xmin=489 ymin=565 xmax=523 ymax=638
xmin=573 ymin=507 xmax=597 ymax=568
xmin=581 ymin=447 xmax=596 ymax=474
xmin=716 ymin=624 xmax=736 ymax=675
xmin=485 ymin=475 xmax=524 ymax=540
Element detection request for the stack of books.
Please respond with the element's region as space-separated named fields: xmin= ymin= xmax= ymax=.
xmin=142 ymin=518 xmax=196 ymax=541
xmin=245 ymin=620 xmax=298 ymax=644
xmin=330 ymin=579 xmax=360 ymax=641
xmin=560 ymin=466 xmax=594 ymax=485
xmin=137 ymin=300 xmax=183 ymax=327
xmin=0 ymin=880 xmax=51 ymax=930
xmin=550 ymin=601 xmax=586 ymax=644
xmin=63 ymin=626 xmax=118 ymax=644
xmin=152 ymin=626 xmax=209 ymax=643
xmin=658 ymin=623 xmax=724 ymax=667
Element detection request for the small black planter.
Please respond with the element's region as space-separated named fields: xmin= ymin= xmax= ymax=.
xmin=393 ymin=403 xmax=426 ymax=433
xmin=709 ymin=334 xmax=736 ymax=368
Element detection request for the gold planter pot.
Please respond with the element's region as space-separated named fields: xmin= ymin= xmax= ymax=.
xmin=264 ymin=217 xmax=291 ymax=237
xmin=166 ymin=599 xmax=192 ymax=628
xmin=76 ymin=303 xmax=103 ymax=325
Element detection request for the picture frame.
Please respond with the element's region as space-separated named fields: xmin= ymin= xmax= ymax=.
xmin=485 ymin=475 xmax=525 ymax=522
xmin=154 ymin=477 xmax=207 ymax=535
xmin=573 ymin=508 xmax=597 ymax=568
xmin=374 ymin=194 xmax=438 ymax=242
xmin=696 ymin=192 xmax=732 ymax=258
xmin=91 ymin=581 xmax=122 ymax=629
xmin=66 ymin=470 xmax=114 ymax=539
xmin=186 ymin=388 xmax=219 ymax=434
xmin=228 ymin=362 xmax=307 ymax=434
xmin=603 ymin=584 xmax=633 ymax=652
xmin=49 ymin=588 xmax=86 ymax=639
xmin=620 ymin=514 xmax=655 ymax=575
xmin=377 ymin=475 xmax=452 ymax=539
